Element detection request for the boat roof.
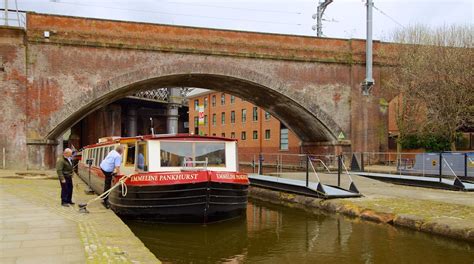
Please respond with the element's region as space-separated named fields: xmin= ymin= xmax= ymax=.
xmin=83 ymin=134 xmax=237 ymax=149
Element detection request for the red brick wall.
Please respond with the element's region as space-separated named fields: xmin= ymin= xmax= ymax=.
xmin=1 ymin=13 xmax=404 ymax=169
xmin=0 ymin=27 xmax=29 ymax=168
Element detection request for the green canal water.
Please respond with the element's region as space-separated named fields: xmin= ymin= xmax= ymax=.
xmin=125 ymin=199 xmax=474 ymax=264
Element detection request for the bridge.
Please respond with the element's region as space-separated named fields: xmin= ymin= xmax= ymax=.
xmin=0 ymin=13 xmax=397 ymax=169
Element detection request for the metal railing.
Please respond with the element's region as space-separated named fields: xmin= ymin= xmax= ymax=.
xmin=181 ymin=157 xmax=208 ymax=170
xmin=1 ymin=8 xmax=27 ymax=28
xmin=240 ymin=151 xmax=473 ymax=185
xmin=241 ymin=153 xmax=345 ymax=184
xmin=348 ymin=151 xmax=474 ymax=179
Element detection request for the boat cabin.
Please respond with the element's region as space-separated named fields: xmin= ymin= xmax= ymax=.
xmin=80 ymin=135 xmax=238 ymax=175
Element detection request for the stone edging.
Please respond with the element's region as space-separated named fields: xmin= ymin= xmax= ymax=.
xmin=249 ymin=186 xmax=474 ymax=242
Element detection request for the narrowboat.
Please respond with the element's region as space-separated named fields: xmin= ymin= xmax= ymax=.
xmin=77 ymin=134 xmax=249 ymax=223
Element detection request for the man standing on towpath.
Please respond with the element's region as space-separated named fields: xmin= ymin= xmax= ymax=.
xmin=56 ymin=148 xmax=75 ymax=207
xmin=100 ymin=145 xmax=124 ymax=209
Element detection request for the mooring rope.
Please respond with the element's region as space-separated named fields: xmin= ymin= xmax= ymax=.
xmin=80 ymin=173 xmax=133 ymax=208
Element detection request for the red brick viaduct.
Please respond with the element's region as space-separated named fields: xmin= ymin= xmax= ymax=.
xmin=0 ymin=13 xmax=398 ymax=169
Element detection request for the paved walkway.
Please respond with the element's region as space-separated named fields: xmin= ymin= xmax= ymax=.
xmin=0 ymin=170 xmax=160 ymax=264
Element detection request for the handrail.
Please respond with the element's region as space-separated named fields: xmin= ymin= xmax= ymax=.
xmin=0 ymin=8 xmax=26 ymax=28
xmin=340 ymin=156 xmax=354 ymax=183
xmin=309 ymin=157 xmax=331 ymax=173
xmin=308 ymin=158 xmax=322 ymax=183
xmin=442 ymin=157 xmax=463 ymax=183
xmin=182 ymin=157 xmax=208 ymax=169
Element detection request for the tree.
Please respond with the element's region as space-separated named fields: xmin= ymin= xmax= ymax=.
xmin=385 ymin=24 xmax=474 ymax=151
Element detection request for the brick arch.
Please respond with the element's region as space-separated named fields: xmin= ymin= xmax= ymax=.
xmin=46 ymin=61 xmax=344 ymax=143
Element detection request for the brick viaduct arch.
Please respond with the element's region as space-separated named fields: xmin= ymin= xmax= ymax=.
xmin=2 ymin=13 xmax=396 ymax=169
xmin=46 ymin=61 xmax=343 ymax=144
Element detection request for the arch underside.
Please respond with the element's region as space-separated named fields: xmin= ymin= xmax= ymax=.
xmin=47 ymin=73 xmax=342 ymax=144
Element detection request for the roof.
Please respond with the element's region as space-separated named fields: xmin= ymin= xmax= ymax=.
xmin=186 ymin=88 xmax=211 ymax=98
xmin=83 ymin=134 xmax=237 ymax=149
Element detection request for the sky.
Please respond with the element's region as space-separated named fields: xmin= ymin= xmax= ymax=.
xmin=2 ymin=0 xmax=473 ymax=40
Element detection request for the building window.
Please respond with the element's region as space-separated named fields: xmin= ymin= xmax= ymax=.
xmin=212 ymin=95 xmax=216 ymax=107
xmin=242 ymin=109 xmax=247 ymax=123
xmin=194 ymin=116 xmax=199 ymax=127
xmin=230 ymin=111 xmax=235 ymax=123
xmin=265 ymin=111 xmax=271 ymax=120
xmin=212 ymin=114 xmax=216 ymax=126
xmin=194 ymin=99 xmax=199 ymax=110
xmin=204 ymin=97 xmax=208 ymax=109
xmin=241 ymin=131 xmax=246 ymax=140
xmin=280 ymin=128 xmax=289 ymax=150
xmin=212 ymin=133 xmax=216 ymax=136
xmin=231 ymin=132 xmax=235 ymax=139
xmin=253 ymin=130 xmax=258 ymax=140
xmin=265 ymin=129 xmax=271 ymax=139
xmin=221 ymin=112 xmax=225 ymax=124
xmin=204 ymin=115 xmax=208 ymax=125
xmin=221 ymin=93 xmax=225 ymax=105
xmin=230 ymin=95 xmax=235 ymax=104
xmin=253 ymin=107 xmax=258 ymax=121
xmin=221 ymin=133 xmax=225 ymax=138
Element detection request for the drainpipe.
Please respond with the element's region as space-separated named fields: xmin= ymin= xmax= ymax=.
xmin=362 ymin=0 xmax=375 ymax=95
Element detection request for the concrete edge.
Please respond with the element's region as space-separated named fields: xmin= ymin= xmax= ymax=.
xmin=248 ymin=186 xmax=474 ymax=242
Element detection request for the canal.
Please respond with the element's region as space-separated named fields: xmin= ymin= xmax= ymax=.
xmin=125 ymin=199 xmax=474 ymax=264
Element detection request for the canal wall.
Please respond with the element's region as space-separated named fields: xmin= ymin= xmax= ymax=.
xmin=249 ymin=186 xmax=474 ymax=242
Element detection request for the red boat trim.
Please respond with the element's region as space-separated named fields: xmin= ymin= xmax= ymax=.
xmin=125 ymin=171 xmax=209 ymax=186
xmin=79 ymin=163 xmax=249 ymax=186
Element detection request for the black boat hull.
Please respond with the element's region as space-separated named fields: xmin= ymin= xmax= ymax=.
xmin=110 ymin=182 xmax=248 ymax=223
xmin=78 ymin=167 xmax=248 ymax=223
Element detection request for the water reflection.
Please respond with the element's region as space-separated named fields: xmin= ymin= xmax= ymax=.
xmin=125 ymin=199 xmax=474 ymax=264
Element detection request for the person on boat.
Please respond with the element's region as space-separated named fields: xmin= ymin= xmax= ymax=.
xmin=137 ymin=152 xmax=145 ymax=170
xmin=56 ymin=148 xmax=75 ymax=207
xmin=99 ymin=145 xmax=124 ymax=209
xmin=185 ymin=157 xmax=193 ymax=167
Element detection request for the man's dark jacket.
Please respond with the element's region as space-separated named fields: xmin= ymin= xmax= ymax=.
xmin=56 ymin=156 xmax=73 ymax=182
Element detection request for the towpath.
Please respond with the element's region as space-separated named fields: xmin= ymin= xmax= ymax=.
xmin=0 ymin=170 xmax=160 ymax=264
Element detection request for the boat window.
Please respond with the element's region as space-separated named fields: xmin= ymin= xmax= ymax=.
xmin=125 ymin=144 xmax=136 ymax=166
xmin=159 ymin=141 xmax=226 ymax=167
xmin=103 ymin=147 xmax=109 ymax=161
xmin=160 ymin=142 xmax=193 ymax=167
xmin=96 ymin=148 xmax=101 ymax=166
xmin=82 ymin=149 xmax=87 ymax=163
xmin=98 ymin=148 xmax=104 ymax=166
xmin=136 ymin=143 xmax=148 ymax=171
xmin=195 ymin=142 xmax=226 ymax=167
xmin=93 ymin=148 xmax=98 ymax=167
